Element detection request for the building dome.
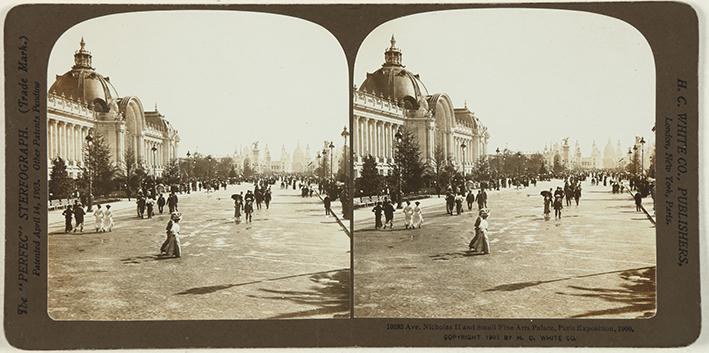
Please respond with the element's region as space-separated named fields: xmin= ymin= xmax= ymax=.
xmin=359 ymin=36 xmax=429 ymax=110
xmin=49 ymin=38 xmax=119 ymax=113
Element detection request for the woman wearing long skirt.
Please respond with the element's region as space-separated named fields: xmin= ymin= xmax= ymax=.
xmin=94 ymin=204 xmax=105 ymax=233
xmin=468 ymin=208 xmax=490 ymax=254
xmin=403 ymin=201 xmax=413 ymax=229
xmin=163 ymin=212 xmax=182 ymax=258
xmin=412 ymin=201 xmax=424 ymax=229
xmin=104 ymin=205 xmax=114 ymax=232
xmin=234 ymin=199 xmax=243 ymax=223
xmin=244 ymin=200 xmax=254 ymax=223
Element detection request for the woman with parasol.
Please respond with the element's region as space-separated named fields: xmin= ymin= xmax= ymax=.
xmin=541 ymin=189 xmax=553 ymax=221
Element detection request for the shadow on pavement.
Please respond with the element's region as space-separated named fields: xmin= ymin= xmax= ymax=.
xmin=174 ymin=268 xmax=349 ymax=299
xmin=482 ymin=266 xmax=654 ymax=293
xmin=253 ymin=269 xmax=350 ymax=319
xmin=356 ymin=228 xmax=414 ymax=233
xmin=120 ymin=255 xmax=170 ymax=264
xmin=561 ymin=267 xmax=656 ymax=318
xmin=429 ymin=251 xmax=486 ymax=261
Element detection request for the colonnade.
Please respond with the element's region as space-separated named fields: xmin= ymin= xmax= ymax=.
xmin=352 ymin=116 xmax=403 ymax=164
xmin=452 ymin=134 xmax=487 ymax=168
xmin=47 ymin=119 xmax=92 ymax=165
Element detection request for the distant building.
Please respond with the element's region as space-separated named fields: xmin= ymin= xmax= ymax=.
xmin=544 ymin=139 xmax=602 ymax=170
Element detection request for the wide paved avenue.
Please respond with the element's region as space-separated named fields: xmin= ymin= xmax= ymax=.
xmin=354 ymin=180 xmax=655 ymax=319
xmin=48 ymin=184 xmax=350 ymax=320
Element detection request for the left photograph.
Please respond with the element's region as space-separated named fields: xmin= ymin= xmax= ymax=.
xmin=46 ymin=11 xmax=351 ymax=320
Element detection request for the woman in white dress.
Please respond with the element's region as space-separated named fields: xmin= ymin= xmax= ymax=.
xmin=412 ymin=201 xmax=423 ymax=229
xmin=403 ymin=201 xmax=414 ymax=229
xmin=103 ymin=205 xmax=114 ymax=232
xmin=468 ymin=208 xmax=490 ymax=254
xmin=93 ymin=204 xmax=105 ymax=233
xmin=163 ymin=212 xmax=182 ymax=258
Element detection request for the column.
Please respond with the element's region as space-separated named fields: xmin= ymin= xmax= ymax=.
xmin=68 ymin=123 xmax=74 ymax=163
xmin=370 ymin=120 xmax=374 ymax=157
xmin=377 ymin=122 xmax=383 ymax=160
xmin=80 ymin=127 xmax=86 ymax=165
xmin=383 ymin=123 xmax=389 ymax=160
xmin=467 ymin=138 xmax=470 ymax=165
xmin=73 ymin=125 xmax=79 ymax=163
xmin=58 ymin=122 xmax=64 ymax=160
xmin=372 ymin=122 xmax=377 ymax=159
xmin=390 ymin=123 xmax=395 ymax=160
xmin=361 ymin=118 xmax=365 ymax=157
xmin=47 ymin=120 xmax=54 ymax=159
xmin=63 ymin=123 xmax=68 ymax=161
xmin=367 ymin=120 xmax=372 ymax=157
xmin=352 ymin=116 xmax=359 ymax=159
xmin=455 ymin=137 xmax=459 ymax=162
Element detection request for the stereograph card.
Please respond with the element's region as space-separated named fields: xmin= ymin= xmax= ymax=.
xmin=2 ymin=1 xmax=701 ymax=349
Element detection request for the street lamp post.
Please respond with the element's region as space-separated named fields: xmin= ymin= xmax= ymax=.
xmin=495 ymin=147 xmax=501 ymax=185
xmin=85 ymin=133 xmax=94 ymax=211
xmin=633 ymin=145 xmax=638 ymax=174
xmin=186 ymin=151 xmax=191 ymax=193
xmin=316 ymin=152 xmax=321 ymax=178
xmin=341 ymin=127 xmax=350 ymax=219
xmin=328 ymin=142 xmax=335 ymax=180
xmin=639 ymin=137 xmax=646 ymax=176
xmin=460 ymin=141 xmax=467 ymax=176
xmin=151 ymin=144 xmax=158 ymax=195
xmin=394 ymin=128 xmax=403 ymax=209
xmin=151 ymin=144 xmax=158 ymax=178
xmin=206 ymin=155 xmax=213 ymax=183
xmin=627 ymin=148 xmax=633 ymax=173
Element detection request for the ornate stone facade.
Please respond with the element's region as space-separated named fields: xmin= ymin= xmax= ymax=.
xmin=48 ymin=38 xmax=179 ymax=178
xmin=353 ymin=36 xmax=489 ymax=177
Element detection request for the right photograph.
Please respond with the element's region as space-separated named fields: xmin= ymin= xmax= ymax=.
xmin=352 ymin=9 xmax=657 ymax=319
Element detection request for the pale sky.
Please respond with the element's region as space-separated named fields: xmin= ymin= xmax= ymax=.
xmin=49 ymin=11 xmax=348 ymax=160
xmin=355 ymin=8 xmax=656 ymax=155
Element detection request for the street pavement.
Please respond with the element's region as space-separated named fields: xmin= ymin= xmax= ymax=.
xmin=48 ymin=184 xmax=350 ymax=320
xmin=354 ymin=180 xmax=656 ymax=319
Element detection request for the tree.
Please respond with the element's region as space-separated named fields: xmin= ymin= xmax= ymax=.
xmin=242 ymin=158 xmax=254 ymax=179
xmin=394 ymin=127 xmax=425 ymax=193
xmin=336 ymin=148 xmax=350 ymax=183
xmin=316 ymin=150 xmax=330 ymax=180
xmin=426 ymin=145 xmax=447 ymax=190
xmin=472 ymin=156 xmax=492 ymax=182
xmin=119 ymin=145 xmax=140 ymax=199
xmin=162 ymin=158 xmax=181 ymax=185
xmin=78 ymin=133 xmax=116 ymax=198
xmin=215 ymin=157 xmax=234 ymax=179
xmin=49 ymin=157 xmax=72 ymax=200
xmin=357 ymin=154 xmax=381 ymax=196
xmin=442 ymin=159 xmax=460 ymax=189
xmin=526 ymin=153 xmax=546 ymax=176
xmin=552 ymin=154 xmax=564 ymax=175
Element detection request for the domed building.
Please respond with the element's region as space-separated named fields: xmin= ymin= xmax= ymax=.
xmin=353 ymin=36 xmax=489 ymax=176
xmin=48 ymin=38 xmax=179 ymax=179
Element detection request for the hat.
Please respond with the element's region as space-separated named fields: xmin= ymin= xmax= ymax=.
xmin=170 ymin=212 xmax=182 ymax=221
xmin=479 ymin=208 xmax=490 ymax=216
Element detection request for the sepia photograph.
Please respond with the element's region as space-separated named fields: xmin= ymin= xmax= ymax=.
xmin=45 ymin=10 xmax=350 ymax=320
xmin=352 ymin=9 xmax=657 ymax=319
